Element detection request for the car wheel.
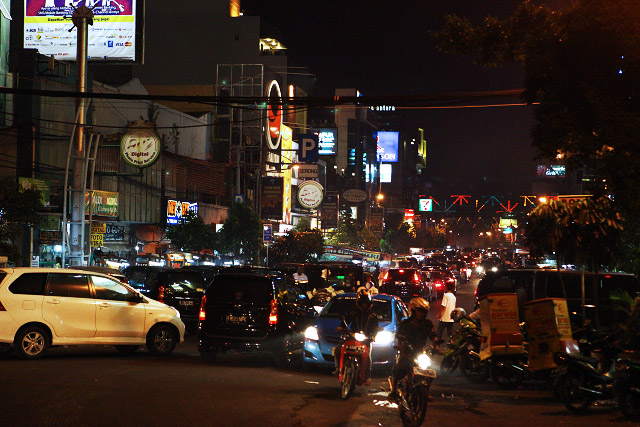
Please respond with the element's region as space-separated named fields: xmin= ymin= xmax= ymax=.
xmin=146 ymin=324 xmax=177 ymax=356
xmin=275 ymin=334 xmax=295 ymax=369
xmin=200 ymin=348 xmax=218 ymax=363
xmin=115 ymin=345 xmax=139 ymax=354
xmin=15 ymin=326 xmax=49 ymax=360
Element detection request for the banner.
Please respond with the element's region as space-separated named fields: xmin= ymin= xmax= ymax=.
xmin=261 ymin=176 xmax=283 ymax=220
xmin=85 ymin=190 xmax=119 ymax=217
xmin=320 ymin=194 xmax=339 ymax=229
xmin=19 ymin=177 xmax=51 ymax=207
xmin=24 ymin=0 xmax=137 ymax=61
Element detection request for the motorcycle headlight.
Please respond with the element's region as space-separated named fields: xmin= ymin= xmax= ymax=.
xmin=491 ymin=266 xmax=498 ymax=272
xmin=374 ymin=330 xmax=395 ymax=345
xmin=304 ymin=326 xmax=319 ymax=341
xmin=416 ymin=353 xmax=432 ymax=370
xmin=476 ymin=266 xmax=484 ymax=273
xmin=354 ymin=332 xmax=367 ymax=342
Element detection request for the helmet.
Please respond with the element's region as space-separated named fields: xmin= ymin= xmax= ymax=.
xmin=356 ymin=288 xmax=372 ymax=309
xmin=409 ymin=297 xmax=430 ymax=315
xmin=451 ymin=307 xmax=467 ymax=322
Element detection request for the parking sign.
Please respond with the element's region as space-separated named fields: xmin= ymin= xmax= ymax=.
xmin=263 ymin=224 xmax=273 ymax=243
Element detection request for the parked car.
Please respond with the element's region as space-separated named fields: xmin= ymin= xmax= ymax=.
xmin=122 ymin=266 xmax=206 ymax=330
xmin=476 ymin=269 xmax=640 ymax=329
xmin=302 ymin=292 xmax=409 ymax=371
xmin=0 ymin=268 xmax=185 ymax=359
xmin=379 ymin=268 xmax=429 ymax=301
xmin=447 ymin=260 xmax=471 ymax=283
xmin=197 ymin=272 xmax=317 ymax=368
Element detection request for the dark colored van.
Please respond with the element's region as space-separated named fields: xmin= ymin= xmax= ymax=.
xmin=197 ymin=272 xmax=317 ymax=367
xmin=122 ymin=266 xmax=206 ymax=329
xmin=476 ymin=269 xmax=640 ymax=329
xmin=380 ymin=268 xmax=429 ymax=301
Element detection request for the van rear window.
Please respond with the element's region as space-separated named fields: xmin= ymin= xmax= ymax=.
xmin=8 ymin=273 xmax=47 ymax=295
xmin=207 ymin=276 xmax=273 ymax=303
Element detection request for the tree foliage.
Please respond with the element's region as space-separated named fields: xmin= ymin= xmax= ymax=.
xmin=0 ymin=178 xmax=43 ymax=264
xmin=217 ymin=203 xmax=263 ymax=263
xmin=164 ymin=210 xmax=216 ymax=252
xmin=269 ymin=229 xmax=325 ymax=265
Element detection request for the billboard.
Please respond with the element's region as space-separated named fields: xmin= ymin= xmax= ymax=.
xmin=380 ymin=163 xmax=392 ymax=183
xmin=261 ymin=176 xmax=283 ymax=220
xmin=315 ymin=128 xmax=337 ymax=155
xmin=536 ymin=165 xmax=566 ymax=178
xmin=321 ymin=194 xmax=339 ymax=229
xmin=376 ymin=131 xmax=399 ymax=162
xmin=166 ymin=199 xmax=198 ymax=225
xmin=24 ymin=1 xmax=138 ymax=61
xmin=418 ymin=198 xmax=432 ymax=212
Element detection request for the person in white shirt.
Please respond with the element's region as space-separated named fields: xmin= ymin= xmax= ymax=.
xmin=293 ymin=267 xmax=308 ymax=284
xmin=435 ymin=282 xmax=456 ymax=340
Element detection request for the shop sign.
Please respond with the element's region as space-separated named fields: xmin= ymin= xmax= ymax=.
xmin=320 ymin=194 xmax=339 ymax=229
xmin=104 ymin=225 xmax=125 ymax=242
xmin=91 ymin=233 xmax=104 ymax=248
xmin=85 ymin=191 xmax=119 ymax=217
xmin=297 ymin=164 xmax=319 ymax=178
xmin=91 ymin=222 xmax=107 ymax=234
xmin=261 ymin=176 xmax=283 ymax=220
xmin=370 ymin=207 xmax=384 ymax=235
xmin=39 ymin=230 xmax=62 ymax=245
xmin=266 ymin=80 xmax=282 ymax=150
xmin=39 ymin=214 xmax=59 ymax=231
xmin=343 ymin=188 xmax=367 ymax=203
xmin=167 ymin=200 xmax=198 ymax=225
xmin=121 ymin=126 xmax=161 ymax=168
xmin=297 ymin=180 xmax=324 ymax=210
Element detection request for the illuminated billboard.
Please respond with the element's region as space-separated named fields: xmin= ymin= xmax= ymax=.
xmin=418 ymin=198 xmax=432 ymax=212
xmin=376 ymin=131 xmax=399 ymax=162
xmin=536 ymin=165 xmax=566 ymax=178
xmin=315 ymin=128 xmax=337 ymax=155
xmin=380 ymin=163 xmax=392 ymax=183
xmin=24 ymin=0 xmax=137 ymax=61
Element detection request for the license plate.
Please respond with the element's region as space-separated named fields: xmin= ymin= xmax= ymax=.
xmin=225 ymin=314 xmax=247 ymax=324
xmin=179 ymin=300 xmax=195 ymax=307
xmin=345 ymin=345 xmax=365 ymax=354
xmin=413 ymin=367 xmax=437 ymax=378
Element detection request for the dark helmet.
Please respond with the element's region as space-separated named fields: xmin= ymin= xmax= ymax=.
xmin=356 ymin=288 xmax=372 ymax=309
xmin=408 ymin=297 xmax=430 ymax=316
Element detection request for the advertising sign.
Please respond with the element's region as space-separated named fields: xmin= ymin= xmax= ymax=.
xmin=376 ymin=131 xmax=399 ymax=163
xmin=320 ymin=194 xmax=339 ymax=229
xmin=418 ymin=198 xmax=432 ymax=212
xmin=524 ymin=298 xmax=579 ymax=371
xmin=24 ymin=0 xmax=137 ymax=61
xmin=39 ymin=230 xmax=62 ymax=245
xmin=104 ymin=224 xmax=125 ymax=241
xmin=297 ymin=164 xmax=318 ymax=178
xmin=166 ymin=200 xmax=198 ymax=225
xmin=297 ymin=180 xmax=324 ymax=209
xmin=261 ymin=176 xmax=283 ymax=220
xmin=266 ymin=80 xmax=282 ymax=150
xmin=91 ymin=233 xmax=104 ymax=248
xmin=342 ymin=188 xmax=367 ymax=203
xmin=380 ymin=163 xmax=392 ymax=183
xmin=85 ymin=190 xmax=119 ymax=217
xmin=315 ymin=128 xmax=337 ymax=155
xmin=479 ymin=293 xmax=525 ymax=360
xmin=19 ymin=177 xmax=51 ymax=207
xmin=536 ymin=165 xmax=566 ymax=178
xmin=263 ymin=224 xmax=273 ymax=243
xmin=369 ymin=206 xmax=384 ymax=236
xmin=90 ymin=222 xmax=106 ymax=234
xmin=281 ymin=125 xmax=293 ymax=224
xmin=121 ymin=127 xmax=161 ymax=168
xmin=499 ymin=218 xmax=518 ymax=229
xmin=298 ymin=134 xmax=319 ymax=163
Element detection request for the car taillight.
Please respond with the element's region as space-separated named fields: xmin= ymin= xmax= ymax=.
xmin=435 ymin=281 xmax=443 ymax=288
xmin=383 ymin=271 xmax=389 ymax=280
xmin=199 ymin=295 xmax=207 ymax=321
xmin=269 ymin=299 xmax=278 ymax=325
xmin=157 ymin=285 xmax=165 ymax=303
xmin=0 ymin=300 xmax=5 ymax=311
xmin=413 ymin=273 xmax=420 ymax=283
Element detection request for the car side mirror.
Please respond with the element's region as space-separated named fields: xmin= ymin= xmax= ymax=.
xmin=130 ymin=293 xmax=144 ymax=303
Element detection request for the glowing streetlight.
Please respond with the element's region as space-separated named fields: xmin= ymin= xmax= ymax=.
xmin=376 ymin=194 xmax=384 ymax=201
xmin=539 ymin=196 xmax=547 ymax=203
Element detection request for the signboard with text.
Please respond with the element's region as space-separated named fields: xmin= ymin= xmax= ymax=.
xmin=320 ymin=194 xmax=339 ymax=229
xmin=166 ymin=200 xmax=198 ymax=224
xmin=85 ymin=191 xmax=119 ymax=217
xmin=261 ymin=176 xmax=284 ymax=220
xmin=376 ymin=131 xmax=399 ymax=163
xmin=315 ymin=128 xmax=337 ymax=155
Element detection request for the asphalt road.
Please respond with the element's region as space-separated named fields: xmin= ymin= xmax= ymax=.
xmin=1 ymin=276 xmax=635 ymax=426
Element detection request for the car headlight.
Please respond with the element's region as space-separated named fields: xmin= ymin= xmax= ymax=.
xmin=374 ymin=330 xmax=395 ymax=345
xmin=354 ymin=332 xmax=367 ymax=342
xmin=476 ymin=266 xmax=484 ymax=273
xmin=416 ymin=353 xmax=432 ymax=370
xmin=491 ymin=266 xmax=498 ymax=272
xmin=304 ymin=326 xmax=319 ymax=341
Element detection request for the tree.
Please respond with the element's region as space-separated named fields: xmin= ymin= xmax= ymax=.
xmin=433 ymin=1 xmax=640 ymax=269
xmin=164 ymin=210 xmax=216 ymax=252
xmin=217 ymin=203 xmax=262 ymax=263
xmin=328 ymin=208 xmax=360 ymax=248
xmin=0 ymin=178 xmax=43 ymax=264
xmin=269 ymin=229 xmax=325 ymax=265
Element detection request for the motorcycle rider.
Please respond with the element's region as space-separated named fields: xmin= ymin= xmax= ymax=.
xmin=333 ymin=288 xmax=379 ymax=386
xmin=388 ymin=297 xmax=439 ymax=402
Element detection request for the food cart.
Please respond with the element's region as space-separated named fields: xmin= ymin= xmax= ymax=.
xmin=479 ymin=293 xmax=525 ymax=360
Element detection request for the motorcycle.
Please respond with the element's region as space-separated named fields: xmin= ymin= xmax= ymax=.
xmin=615 ymin=356 xmax=640 ymax=421
xmin=553 ymin=334 xmax=622 ymax=414
xmin=440 ymin=316 xmax=487 ymax=382
xmin=337 ymin=330 xmax=371 ymax=400
xmin=391 ymin=346 xmax=437 ymax=426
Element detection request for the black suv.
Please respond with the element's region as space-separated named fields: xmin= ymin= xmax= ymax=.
xmin=197 ymin=272 xmax=316 ymax=367
xmin=122 ymin=266 xmax=206 ymax=329
xmin=379 ymin=268 xmax=428 ymax=301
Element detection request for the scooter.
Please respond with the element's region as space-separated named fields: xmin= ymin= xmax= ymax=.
xmin=440 ymin=316 xmax=482 ymax=376
xmin=337 ymin=330 xmax=371 ymax=400
xmin=392 ymin=345 xmax=437 ymax=427
xmin=615 ymin=357 xmax=640 ymax=420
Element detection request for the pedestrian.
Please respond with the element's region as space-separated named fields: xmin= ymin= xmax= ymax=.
xmin=293 ymin=266 xmax=308 ymax=284
xmin=436 ymin=282 xmax=456 ymax=340
xmin=364 ymin=274 xmax=378 ymax=295
xmin=377 ymin=267 xmax=387 ymax=287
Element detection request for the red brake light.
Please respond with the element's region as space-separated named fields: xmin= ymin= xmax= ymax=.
xmin=269 ymin=299 xmax=278 ymax=325
xmin=0 ymin=300 xmax=5 ymax=311
xmin=383 ymin=271 xmax=389 ymax=280
xmin=413 ymin=273 xmax=420 ymax=283
xmin=157 ymin=285 xmax=165 ymax=303
xmin=399 ymin=269 xmax=404 ymax=273
xmin=199 ymin=295 xmax=206 ymax=321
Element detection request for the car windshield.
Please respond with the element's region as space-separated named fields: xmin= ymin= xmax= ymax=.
xmin=165 ymin=272 xmax=206 ymax=291
xmin=320 ymin=297 xmax=392 ymax=321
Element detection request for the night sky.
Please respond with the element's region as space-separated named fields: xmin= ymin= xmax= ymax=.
xmin=241 ymin=1 xmax=554 ymax=196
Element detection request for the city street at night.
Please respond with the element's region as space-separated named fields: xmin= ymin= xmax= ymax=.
xmin=2 ymin=278 xmax=634 ymax=427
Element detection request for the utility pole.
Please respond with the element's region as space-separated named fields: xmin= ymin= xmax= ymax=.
xmin=65 ymin=6 xmax=93 ymax=266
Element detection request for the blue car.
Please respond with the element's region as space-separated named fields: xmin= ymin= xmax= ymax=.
xmin=302 ymin=293 xmax=409 ymax=371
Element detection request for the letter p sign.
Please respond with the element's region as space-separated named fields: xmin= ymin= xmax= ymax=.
xmin=298 ymin=134 xmax=319 ymax=163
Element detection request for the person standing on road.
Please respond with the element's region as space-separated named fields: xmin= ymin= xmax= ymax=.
xmin=436 ymin=282 xmax=456 ymax=340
